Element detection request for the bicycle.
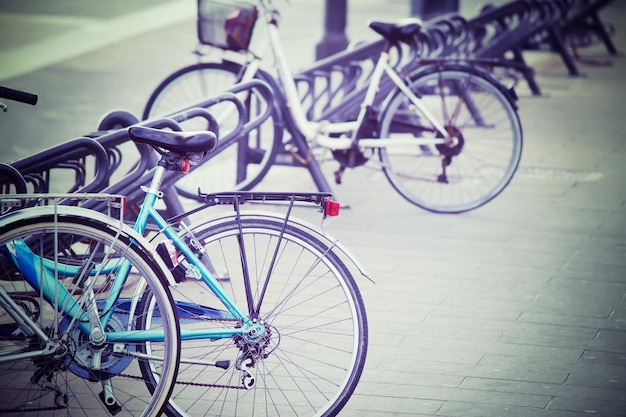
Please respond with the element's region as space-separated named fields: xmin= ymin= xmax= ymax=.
xmin=0 ymin=194 xmax=182 ymax=416
xmin=0 ymin=86 xmax=182 ymax=416
xmin=1 ymin=80 xmax=368 ymax=416
xmin=143 ymin=0 xmax=523 ymax=214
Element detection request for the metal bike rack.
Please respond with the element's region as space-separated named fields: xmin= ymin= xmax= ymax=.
xmin=1 ymin=0 xmax=617 ymax=214
xmin=0 ymin=80 xmax=270 ymax=220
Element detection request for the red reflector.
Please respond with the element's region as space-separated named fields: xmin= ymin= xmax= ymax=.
xmin=122 ymin=196 xmax=127 ymax=216
xmin=325 ymin=200 xmax=340 ymax=217
xmin=181 ymin=159 xmax=190 ymax=174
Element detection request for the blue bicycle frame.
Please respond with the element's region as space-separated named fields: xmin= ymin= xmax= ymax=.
xmin=132 ymin=161 xmax=265 ymax=341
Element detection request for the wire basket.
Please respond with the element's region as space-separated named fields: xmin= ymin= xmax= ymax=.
xmin=197 ymin=0 xmax=258 ymax=51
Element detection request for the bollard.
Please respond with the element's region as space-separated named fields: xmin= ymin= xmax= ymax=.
xmin=410 ymin=0 xmax=458 ymax=20
xmin=315 ymin=0 xmax=349 ymax=60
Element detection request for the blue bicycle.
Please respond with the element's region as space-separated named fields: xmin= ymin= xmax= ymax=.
xmin=0 ymin=85 xmax=181 ymax=416
xmin=0 ymin=194 xmax=181 ymax=416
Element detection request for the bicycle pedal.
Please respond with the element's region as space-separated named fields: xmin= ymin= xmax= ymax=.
xmin=334 ymin=170 xmax=343 ymax=184
xmin=334 ymin=164 xmax=346 ymax=185
xmin=99 ymin=391 xmax=122 ymax=415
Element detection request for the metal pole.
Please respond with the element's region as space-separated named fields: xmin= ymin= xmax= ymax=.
xmin=410 ymin=0 xmax=459 ymax=20
xmin=315 ymin=0 xmax=349 ymax=60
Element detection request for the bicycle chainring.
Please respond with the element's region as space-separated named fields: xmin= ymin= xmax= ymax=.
xmin=61 ymin=314 xmax=134 ymax=381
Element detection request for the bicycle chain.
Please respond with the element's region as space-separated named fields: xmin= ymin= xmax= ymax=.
xmin=0 ymin=406 xmax=65 ymax=414
xmin=0 ymin=374 xmax=246 ymax=414
xmin=118 ymin=371 xmax=247 ymax=390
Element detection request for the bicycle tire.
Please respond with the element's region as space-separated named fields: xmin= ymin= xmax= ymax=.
xmin=143 ymin=62 xmax=282 ymax=193
xmin=0 ymin=210 xmax=181 ymax=417
xmin=138 ymin=213 xmax=368 ymax=417
xmin=379 ymin=66 xmax=523 ymax=213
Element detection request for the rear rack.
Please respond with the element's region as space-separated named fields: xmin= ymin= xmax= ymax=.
xmin=199 ymin=191 xmax=333 ymax=206
xmin=166 ymin=191 xmax=339 ymax=226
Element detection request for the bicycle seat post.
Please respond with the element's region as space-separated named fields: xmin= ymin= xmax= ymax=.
xmin=144 ymin=157 xmax=168 ymax=198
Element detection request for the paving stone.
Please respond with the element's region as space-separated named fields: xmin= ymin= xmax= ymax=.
xmin=546 ymin=396 xmax=626 ymax=415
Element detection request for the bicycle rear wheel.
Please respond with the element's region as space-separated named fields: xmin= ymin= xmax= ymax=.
xmin=143 ymin=62 xmax=282 ymax=193
xmin=379 ymin=67 xmax=523 ymax=213
xmin=0 ymin=210 xmax=180 ymax=417
xmin=138 ymin=213 xmax=368 ymax=417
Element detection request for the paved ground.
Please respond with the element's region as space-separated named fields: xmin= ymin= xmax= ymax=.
xmin=2 ymin=1 xmax=626 ymax=416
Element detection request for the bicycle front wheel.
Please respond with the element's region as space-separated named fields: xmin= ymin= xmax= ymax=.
xmin=379 ymin=67 xmax=523 ymax=213
xmin=143 ymin=62 xmax=282 ymax=193
xmin=0 ymin=211 xmax=180 ymax=417
xmin=139 ymin=214 xmax=368 ymax=417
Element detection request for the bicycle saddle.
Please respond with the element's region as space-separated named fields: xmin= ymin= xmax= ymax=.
xmin=128 ymin=126 xmax=217 ymax=154
xmin=369 ymin=18 xmax=422 ymax=44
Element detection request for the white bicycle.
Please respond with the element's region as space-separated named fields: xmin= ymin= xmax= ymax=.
xmin=144 ymin=0 xmax=523 ymax=213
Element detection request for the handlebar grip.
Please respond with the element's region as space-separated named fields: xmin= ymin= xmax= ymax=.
xmin=0 ymin=86 xmax=38 ymax=105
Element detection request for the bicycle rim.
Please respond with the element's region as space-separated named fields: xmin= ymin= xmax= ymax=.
xmin=379 ymin=69 xmax=523 ymax=213
xmin=143 ymin=62 xmax=281 ymax=192
xmin=0 ymin=214 xmax=180 ymax=417
xmin=139 ymin=215 xmax=368 ymax=417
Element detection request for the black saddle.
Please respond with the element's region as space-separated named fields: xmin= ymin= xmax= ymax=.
xmin=369 ymin=18 xmax=422 ymax=44
xmin=128 ymin=126 xmax=217 ymax=154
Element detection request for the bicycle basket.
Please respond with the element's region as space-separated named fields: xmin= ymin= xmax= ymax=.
xmin=197 ymin=0 xmax=258 ymax=51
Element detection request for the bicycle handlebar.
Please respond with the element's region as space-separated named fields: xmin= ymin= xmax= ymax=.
xmin=0 ymin=86 xmax=38 ymax=106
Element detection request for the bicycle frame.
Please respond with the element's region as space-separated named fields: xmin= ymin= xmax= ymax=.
xmin=133 ymin=164 xmax=262 ymax=341
xmin=235 ymin=1 xmax=451 ymax=150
